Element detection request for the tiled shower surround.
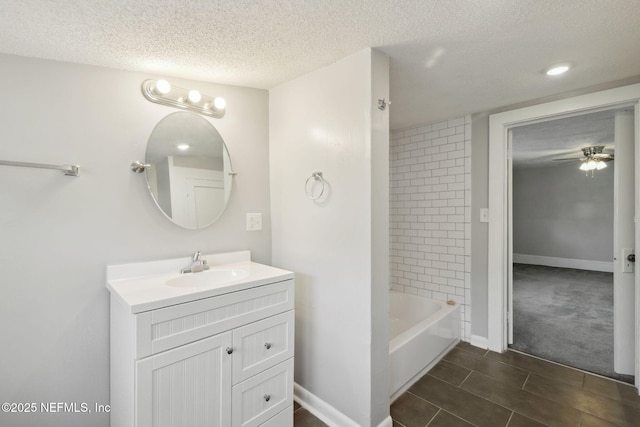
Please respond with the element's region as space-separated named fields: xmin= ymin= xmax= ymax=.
xmin=390 ymin=116 xmax=471 ymax=340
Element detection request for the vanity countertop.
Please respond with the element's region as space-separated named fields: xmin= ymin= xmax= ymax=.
xmin=106 ymin=251 xmax=293 ymax=313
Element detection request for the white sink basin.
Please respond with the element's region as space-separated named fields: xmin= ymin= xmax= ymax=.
xmin=107 ymin=251 xmax=296 ymax=313
xmin=166 ymin=269 xmax=250 ymax=288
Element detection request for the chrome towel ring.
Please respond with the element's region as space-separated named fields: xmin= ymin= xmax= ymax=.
xmin=305 ymin=171 xmax=326 ymax=200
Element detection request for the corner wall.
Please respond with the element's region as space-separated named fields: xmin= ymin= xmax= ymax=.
xmin=269 ymin=48 xmax=390 ymax=427
xmin=390 ymin=116 xmax=472 ymax=340
xmin=0 ymin=54 xmax=271 ymax=427
xmin=470 ymin=113 xmax=490 ymax=340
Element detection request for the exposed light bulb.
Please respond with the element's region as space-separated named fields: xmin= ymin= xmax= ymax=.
xmin=188 ymin=90 xmax=202 ymax=103
xmin=213 ymin=97 xmax=226 ymax=110
xmin=154 ymin=79 xmax=171 ymax=95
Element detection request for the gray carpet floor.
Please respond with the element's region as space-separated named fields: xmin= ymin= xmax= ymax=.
xmin=511 ymin=263 xmax=634 ymax=384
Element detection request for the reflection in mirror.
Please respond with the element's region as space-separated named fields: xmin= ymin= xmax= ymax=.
xmin=145 ymin=112 xmax=232 ymax=229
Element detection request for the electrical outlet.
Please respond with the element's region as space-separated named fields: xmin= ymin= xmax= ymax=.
xmin=246 ymin=213 xmax=262 ymax=231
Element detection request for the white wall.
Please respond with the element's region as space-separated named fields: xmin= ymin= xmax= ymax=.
xmin=269 ymin=48 xmax=390 ymax=427
xmin=390 ymin=117 xmax=472 ymax=340
xmin=512 ymin=163 xmax=614 ymax=264
xmin=0 ymin=54 xmax=271 ymax=427
xmin=470 ymin=113 xmax=490 ymax=339
xmin=370 ymin=50 xmax=391 ymax=425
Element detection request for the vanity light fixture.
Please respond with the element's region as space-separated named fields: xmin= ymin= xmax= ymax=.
xmin=141 ymin=79 xmax=226 ymax=118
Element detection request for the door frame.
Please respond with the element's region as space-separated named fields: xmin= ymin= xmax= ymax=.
xmin=487 ymin=83 xmax=640 ymax=387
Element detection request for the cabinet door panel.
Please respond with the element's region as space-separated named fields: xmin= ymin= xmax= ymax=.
xmin=232 ymin=311 xmax=294 ymax=384
xmin=136 ymin=332 xmax=232 ymax=427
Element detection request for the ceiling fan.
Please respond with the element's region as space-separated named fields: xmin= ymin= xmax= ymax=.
xmin=552 ymin=146 xmax=614 ymax=173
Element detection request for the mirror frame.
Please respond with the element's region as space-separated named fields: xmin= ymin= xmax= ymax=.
xmin=144 ymin=112 xmax=233 ymax=229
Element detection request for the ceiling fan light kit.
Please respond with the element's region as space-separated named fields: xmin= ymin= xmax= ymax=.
xmin=579 ymin=159 xmax=606 ymax=172
xmin=552 ymin=145 xmax=614 ymax=177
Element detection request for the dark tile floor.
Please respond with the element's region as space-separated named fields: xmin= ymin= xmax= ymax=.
xmin=294 ymin=401 xmax=329 ymax=427
xmin=294 ymin=342 xmax=640 ymax=427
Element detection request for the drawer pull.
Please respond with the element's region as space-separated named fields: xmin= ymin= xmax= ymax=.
xmin=264 ymin=394 xmax=271 ymax=402
xmin=226 ymin=347 xmax=233 ymax=355
xmin=264 ymin=342 xmax=272 ymax=350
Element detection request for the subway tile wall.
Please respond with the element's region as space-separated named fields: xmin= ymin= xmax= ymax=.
xmin=390 ymin=116 xmax=471 ymax=341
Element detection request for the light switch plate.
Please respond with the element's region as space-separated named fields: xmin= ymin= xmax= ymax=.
xmin=246 ymin=213 xmax=262 ymax=231
xmin=480 ymin=208 xmax=489 ymax=223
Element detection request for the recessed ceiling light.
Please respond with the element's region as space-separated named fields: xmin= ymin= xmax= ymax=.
xmin=177 ymin=143 xmax=190 ymax=151
xmin=545 ymin=64 xmax=571 ymax=76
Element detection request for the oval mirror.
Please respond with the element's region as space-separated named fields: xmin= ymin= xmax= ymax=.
xmin=145 ymin=112 xmax=233 ymax=229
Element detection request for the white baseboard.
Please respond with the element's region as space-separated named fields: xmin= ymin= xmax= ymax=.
xmin=376 ymin=416 xmax=394 ymax=427
xmin=513 ymin=254 xmax=613 ymax=273
xmin=294 ymin=383 xmax=360 ymax=427
xmin=470 ymin=335 xmax=489 ymax=349
xmin=294 ymin=383 xmax=394 ymax=427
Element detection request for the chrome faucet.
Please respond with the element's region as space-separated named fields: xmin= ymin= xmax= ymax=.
xmin=180 ymin=251 xmax=210 ymax=274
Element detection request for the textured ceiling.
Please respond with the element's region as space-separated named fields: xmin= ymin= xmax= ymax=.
xmin=1 ymin=1 xmax=640 ymax=130
xmin=511 ymin=109 xmax=618 ymax=168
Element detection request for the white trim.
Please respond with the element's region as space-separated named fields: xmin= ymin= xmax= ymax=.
xmin=470 ymin=335 xmax=489 ymax=349
xmin=294 ymin=383 xmax=394 ymax=427
xmin=513 ymin=254 xmax=614 ymax=273
xmin=488 ymin=82 xmax=640 ymax=391
xmin=294 ymin=383 xmax=360 ymax=427
xmin=376 ymin=416 xmax=394 ymax=427
xmin=634 ymin=95 xmax=640 ymax=389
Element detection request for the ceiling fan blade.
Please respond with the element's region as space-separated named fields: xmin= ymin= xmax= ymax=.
xmin=552 ymin=157 xmax=582 ymax=161
xmin=593 ymin=154 xmax=614 ymax=160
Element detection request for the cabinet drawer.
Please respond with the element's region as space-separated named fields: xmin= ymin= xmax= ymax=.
xmin=232 ymin=358 xmax=294 ymax=427
xmin=136 ymin=280 xmax=294 ymax=358
xmin=232 ymin=310 xmax=294 ymax=384
xmin=259 ymin=405 xmax=293 ymax=427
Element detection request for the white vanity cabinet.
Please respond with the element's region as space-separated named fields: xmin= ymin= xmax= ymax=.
xmin=107 ymin=253 xmax=294 ymax=427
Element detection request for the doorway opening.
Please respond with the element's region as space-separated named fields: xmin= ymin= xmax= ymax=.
xmin=487 ymin=82 xmax=640 ymax=390
xmin=509 ymin=109 xmax=632 ymax=383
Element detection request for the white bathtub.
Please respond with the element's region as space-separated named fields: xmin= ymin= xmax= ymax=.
xmin=389 ymin=291 xmax=460 ymax=401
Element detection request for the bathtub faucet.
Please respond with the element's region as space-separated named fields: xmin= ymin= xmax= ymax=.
xmin=180 ymin=251 xmax=210 ymax=274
